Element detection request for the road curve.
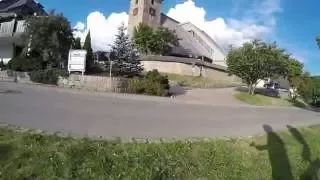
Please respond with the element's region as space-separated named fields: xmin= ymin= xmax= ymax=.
xmin=0 ymin=82 xmax=319 ymax=138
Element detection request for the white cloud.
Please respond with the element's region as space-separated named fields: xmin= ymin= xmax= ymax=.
xmin=73 ymin=11 xmax=128 ymax=51
xmin=75 ymin=0 xmax=281 ymax=51
xmin=74 ymin=22 xmax=85 ymax=31
xmin=166 ymin=0 xmax=281 ymax=48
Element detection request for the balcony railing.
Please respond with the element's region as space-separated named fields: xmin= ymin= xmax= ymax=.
xmin=15 ymin=20 xmax=26 ymax=33
xmin=0 ymin=20 xmax=25 ymax=37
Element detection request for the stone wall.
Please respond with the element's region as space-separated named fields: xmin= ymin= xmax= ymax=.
xmin=0 ymin=70 xmax=30 ymax=82
xmin=0 ymin=70 xmax=127 ymax=92
xmin=58 ymin=75 xmax=127 ymax=93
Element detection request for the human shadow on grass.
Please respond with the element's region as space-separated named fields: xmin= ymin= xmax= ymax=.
xmin=251 ymin=124 xmax=294 ymax=180
xmin=287 ymin=125 xmax=320 ymax=180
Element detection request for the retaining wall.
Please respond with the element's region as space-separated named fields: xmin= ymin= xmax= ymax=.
xmin=0 ymin=70 xmax=127 ymax=92
xmin=58 ymin=75 xmax=127 ymax=93
xmin=140 ymin=55 xmax=240 ymax=82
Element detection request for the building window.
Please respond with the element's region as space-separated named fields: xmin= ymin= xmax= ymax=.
xmin=149 ymin=8 xmax=156 ymax=16
xmin=136 ymin=0 xmax=138 ymax=4
xmin=133 ymin=8 xmax=138 ymax=16
xmin=151 ymin=0 xmax=154 ymax=5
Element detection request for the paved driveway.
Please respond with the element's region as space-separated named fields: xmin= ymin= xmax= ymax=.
xmin=0 ymin=82 xmax=319 ymax=138
xmin=173 ymin=87 xmax=244 ymax=106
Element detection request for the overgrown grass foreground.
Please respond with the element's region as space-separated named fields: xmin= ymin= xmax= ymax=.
xmin=1 ymin=125 xmax=320 ymax=179
xmin=234 ymin=92 xmax=307 ymax=108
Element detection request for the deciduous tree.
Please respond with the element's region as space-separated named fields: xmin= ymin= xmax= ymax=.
xmin=133 ymin=23 xmax=179 ymax=55
xmin=227 ymin=40 xmax=289 ymax=95
xmin=133 ymin=23 xmax=153 ymax=54
xmin=22 ymin=11 xmax=73 ymax=69
xmin=151 ymin=27 xmax=179 ymax=55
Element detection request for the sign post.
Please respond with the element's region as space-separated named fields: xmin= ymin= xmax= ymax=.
xmin=106 ymin=52 xmax=113 ymax=90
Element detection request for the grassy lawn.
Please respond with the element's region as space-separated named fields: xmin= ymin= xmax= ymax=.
xmin=165 ymin=73 xmax=242 ymax=88
xmin=234 ymin=92 xmax=307 ymax=108
xmin=1 ymin=125 xmax=320 ymax=179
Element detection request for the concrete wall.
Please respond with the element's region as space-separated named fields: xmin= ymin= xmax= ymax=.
xmin=0 ymin=44 xmax=13 ymax=64
xmin=140 ymin=56 xmax=239 ymax=82
xmin=201 ymin=66 xmax=239 ymax=82
xmin=179 ymin=23 xmax=226 ymax=63
xmin=142 ymin=60 xmax=201 ymax=76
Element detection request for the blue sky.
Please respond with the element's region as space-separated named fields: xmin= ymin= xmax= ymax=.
xmin=37 ymin=0 xmax=320 ymax=75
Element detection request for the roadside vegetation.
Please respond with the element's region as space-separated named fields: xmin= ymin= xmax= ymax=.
xmin=234 ymin=92 xmax=307 ymax=108
xmin=127 ymin=70 xmax=170 ymax=96
xmin=1 ymin=125 xmax=320 ymax=179
xmin=133 ymin=23 xmax=179 ymax=56
xmin=7 ymin=11 xmax=72 ymax=85
xmin=227 ymin=40 xmax=320 ymax=107
xmin=166 ymin=73 xmax=241 ymax=88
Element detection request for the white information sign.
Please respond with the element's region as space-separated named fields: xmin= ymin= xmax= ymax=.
xmin=68 ymin=50 xmax=87 ymax=75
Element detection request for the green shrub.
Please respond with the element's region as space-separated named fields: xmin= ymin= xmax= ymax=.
xmin=29 ymin=69 xmax=69 ymax=85
xmin=127 ymin=78 xmax=145 ymax=94
xmin=8 ymin=56 xmax=44 ymax=72
xmin=145 ymin=70 xmax=170 ymax=90
xmin=86 ymin=63 xmax=105 ymax=74
xmin=126 ymin=70 xmax=169 ymax=96
xmin=144 ymin=79 xmax=168 ymax=96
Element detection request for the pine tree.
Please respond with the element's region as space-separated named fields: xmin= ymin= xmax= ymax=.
xmin=83 ymin=31 xmax=93 ymax=71
xmin=110 ymin=24 xmax=143 ymax=77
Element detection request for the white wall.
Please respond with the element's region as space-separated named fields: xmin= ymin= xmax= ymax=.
xmin=0 ymin=45 xmax=13 ymax=64
xmin=180 ymin=23 xmax=226 ymax=63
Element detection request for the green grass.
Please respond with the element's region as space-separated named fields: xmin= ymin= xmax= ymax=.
xmin=1 ymin=125 xmax=320 ymax=179
xmin=234 ymin=92 xmax=307 ymax=108
xmin=165 ymin=73 xmax=242 ymax=88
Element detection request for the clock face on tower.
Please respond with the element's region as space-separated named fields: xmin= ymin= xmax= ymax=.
xmin=149 ymin=8 xmax=156 ymax=16
xmin=128 ymin=0 xmax=162 ymax=37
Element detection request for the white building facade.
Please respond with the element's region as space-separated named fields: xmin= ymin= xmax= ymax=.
xmin=0 ymin=0 xmax=46 ymax=64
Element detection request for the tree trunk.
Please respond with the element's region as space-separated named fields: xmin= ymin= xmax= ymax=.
xmin=248 ymin=83 xmax=255 ymax=95
xmin=251 ymin=85 xmax=256 ymax=95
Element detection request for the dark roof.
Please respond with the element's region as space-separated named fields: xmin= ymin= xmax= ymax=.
xmin=0 ymin=0 xmax=45 ymax=14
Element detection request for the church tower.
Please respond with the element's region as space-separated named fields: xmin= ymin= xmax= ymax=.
xmin=128 ymin=0 xmax=163 ymax=37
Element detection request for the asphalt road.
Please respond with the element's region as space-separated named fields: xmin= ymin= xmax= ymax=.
xmin=0 ymin=82 xmax=319 ymax=138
